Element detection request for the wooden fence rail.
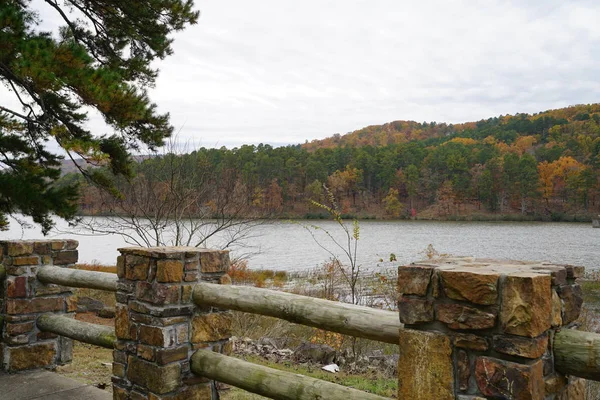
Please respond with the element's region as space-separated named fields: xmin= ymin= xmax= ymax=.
xmin=37 ymin=314 xmax=116 ymax=349
xmin=32 ymin=267 xmax=600 ymax=383
xmin=193 ymin=281 xmax=400 ymax=344
xmin=38 ymin=265 xmax=117 ymax=292
xmin=190 ymin=348 xmax=390 ymax=400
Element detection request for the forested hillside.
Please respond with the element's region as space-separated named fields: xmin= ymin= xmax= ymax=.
xmin=68 ymin=104 xmax=600 ymax=221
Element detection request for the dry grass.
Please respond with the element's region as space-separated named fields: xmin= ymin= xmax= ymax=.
xmin=75 ymin=262 xmax=117 ymax=274
xmin=55 ymin=341 xmax=113 ymax=393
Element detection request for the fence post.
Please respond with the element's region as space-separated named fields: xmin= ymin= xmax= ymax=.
xmin=0 ymin=239 xmax=78 ymax=372
xmin=397 ymin=258 xmax=585 ymax=400
xmin=112 ymin=246 xmax=232 ymax=400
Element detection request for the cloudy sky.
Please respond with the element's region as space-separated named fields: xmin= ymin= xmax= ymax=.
xmin=12 ymin=0 xmax=600 ymax=149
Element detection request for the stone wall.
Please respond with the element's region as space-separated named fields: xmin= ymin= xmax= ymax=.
xmin=112 ymin=246 xmax=232 ymax=400
xmin=397 ymin=257 xmax=585 ymax=400
xmin=0 ymin=240 xmax=78 ymax=372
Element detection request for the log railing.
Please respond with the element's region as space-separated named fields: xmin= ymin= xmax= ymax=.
xmin=33 ymin=267 xmax=600 ymax=383
xmin=0 ymin=244 xmax=594 ymax=399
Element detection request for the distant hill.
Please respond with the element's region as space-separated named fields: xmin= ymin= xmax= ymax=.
xmin=303 ymin=104 xmax=600 ymax=150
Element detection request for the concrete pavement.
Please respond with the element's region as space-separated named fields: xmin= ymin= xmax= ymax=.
xmin=0 ymin=369 xmax=111 ymax=400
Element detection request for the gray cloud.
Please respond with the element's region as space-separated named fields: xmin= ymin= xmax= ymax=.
xmin=4 ymin=0 xmax=600 ymax=150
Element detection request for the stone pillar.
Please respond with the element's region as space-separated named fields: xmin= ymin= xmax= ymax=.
xmin=112 ymin=247 xmax=232 ymax=400
xmin=0 ymin=239 xmax=78 ymax=372
xmin=397 ymin=258 xmax=584 ymax=400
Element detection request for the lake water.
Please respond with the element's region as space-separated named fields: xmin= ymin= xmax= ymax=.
xmin=1 ymin=218 xmax=598 ymax=272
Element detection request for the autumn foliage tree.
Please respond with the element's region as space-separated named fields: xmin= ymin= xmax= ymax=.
xmin=0 ymin=0 xmax=198 ymax=232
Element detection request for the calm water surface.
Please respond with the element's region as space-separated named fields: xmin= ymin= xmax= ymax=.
xmin=1 ymin=219 xmax=598 ymax=271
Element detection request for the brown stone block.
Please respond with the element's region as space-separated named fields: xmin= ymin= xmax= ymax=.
xmin=565 ymin=265 xmax=585 ymax=279
xmin=112 ymin=362 xmax=126 ymax=378
xmin=6 ymin=297 xmax=64 ymax=314
xmin=6 ymin=242 xmax=34 ymax=256
xmin=545 ymin=374 xmax=567 ymax=396
xmin=475 ymin=357 xmax=543 ymax=400
xmin=5 ymin=321 xmax=35 ymax=336
xmin=35 ymin=283 xmax=70 ymax=296
xmin=115 ymin=304 xmax=133 ymax=339
xmin=399 ymin=296 xmax=434 ymax=324
xmin=130 ymin=391 xmax=148 ymax=400
xmin=184 ymin=271 xmax=199 ymax=282
xmin=398 ymin=329 xmax=454 ymax=400
xmin=557 ymin=378 xmax=585 ymax=400
xmin=492 ymin=333 xmax=548 ymax=359
xmin=156 ymin=345 xmax=189 ymax=365
xmin=127 ymin=355 xmax=181 ymax=394
xmin=156 ymin=259 xmax=184 ymax=283
xmin=551 ymin=290 xmax=563 ymax=327
xmin=51 ymin=240 xmax=65 ymax=250
xmin=37 ymin=331 xmax=58 ymax=340
xmin=53 ymin=250 xmax=78 ymax=265
xmin=13 ymin=256 xmax=40 ymax=266
xmin=192 ymin=312 xmax=233 ymax=342
xmin=181 ymin=285 xmax=193 ymax=303
xmin=452 ymin=333 xmax=489 ymax=351
xmin=397 ymin=264 xmax=433 ymax=296
xmin=7 ymin=276 xmax=28 ymax=298
xmin=199 ymin=249 xmax=230 ymax=273
xmin=112 ymin=386 xmax=130 ymax=400
xmin=159 ymin=384 xmax=213 ymax=400
xmin=137 ymin=344 xmax=155 ymax=361
xmin=65 ymin=239 xmax=78 ymax=250
xmin=33 ymin=242 xmax=51 ymax=255
xmin=5 ymin=265 xmax=27 ymax=275
xmin=126 ymin=255 xmax=150 ymax=280
xmin=500 ymin=274 xmax=551 ymax=337
xmin=184 ymin=260 xmax=199 ymax=271
xmin=139 ymin=325 xmax=176 ymax=347
xmin=557 ymin=284 xmax=583 ymax=324
xmin=436 ymin=303 xmax=496 ymax=330
xmin=175 ymin=324 xmax=189 ymax=344
xmin=116 ymin=255 xmax=125 ymax=278
xmin=532 ymin=265 xmax=567 ymax=286
xmin=7 ymin=342 xmax=56 ymax=371
xmin=130 ymin=301 xmax=195 ymax=317
xmin=457 ymin=349 xmax=470 ymax=392
xmin=5 ymin=334 xmax=31 ymax=345
xmin=65 ymin=296 xmax=77 ymax=312
xmin=136 ymin=281 xmax=181 ymax=305
xmin=440 ymin=269 xmax=499 ymax=305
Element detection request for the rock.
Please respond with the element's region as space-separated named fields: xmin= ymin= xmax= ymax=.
xmin=436 ymin=303 xmax=496 ymax=330
xmin=556 ymin=284 xmax=583 ymax=324
xmin=98 ymin=307 xmax=116 ymax=318
xmin=399 ymin=296 xmax=433 ymax=324
xmin=398 ymin=329 xmax=454 ymax=400
xmin=77 ymin=296 xmax=105 ymax=312
xmin=551 ymin=289 xmax=563 ymax=327
xmin=452 ymin=333 xmax=488 ymax=351
xmin=293 ymin=342 xmax=336 ymax=364
xmin=397 ymin=264 xmax=433 ymax=296
xmin=492 ymin=333 xmax=548 ymax=359
xmin=500 ymin=273 xmax=551 ymax=337
xmin=440 ymin=269 xmax=499 ymax=305
xmin=475 ymin=357 xmax=543 ymax=400
xmin=457 ymin=349 xmax=470 ymax=392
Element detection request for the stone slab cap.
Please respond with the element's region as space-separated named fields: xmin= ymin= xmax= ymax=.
xmin=118 ymin=246 xmax=206 ymax=258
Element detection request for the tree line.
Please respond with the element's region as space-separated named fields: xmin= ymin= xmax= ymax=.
xmin=68 ymin=104 xmax=600 ymax=221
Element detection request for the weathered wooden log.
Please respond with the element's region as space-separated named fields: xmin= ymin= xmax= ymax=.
xmin=193 ymin=281 xmax=401 ymax=344
xmin=37 ymin=314 xmax=116 ymax=349
xmin=554 ymin=328 xmax=600 ymax=381
xmin=191 ymin=349 xmax=390 ymax=400
xmin=38 ymin=265 xmax=117 ymax=292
